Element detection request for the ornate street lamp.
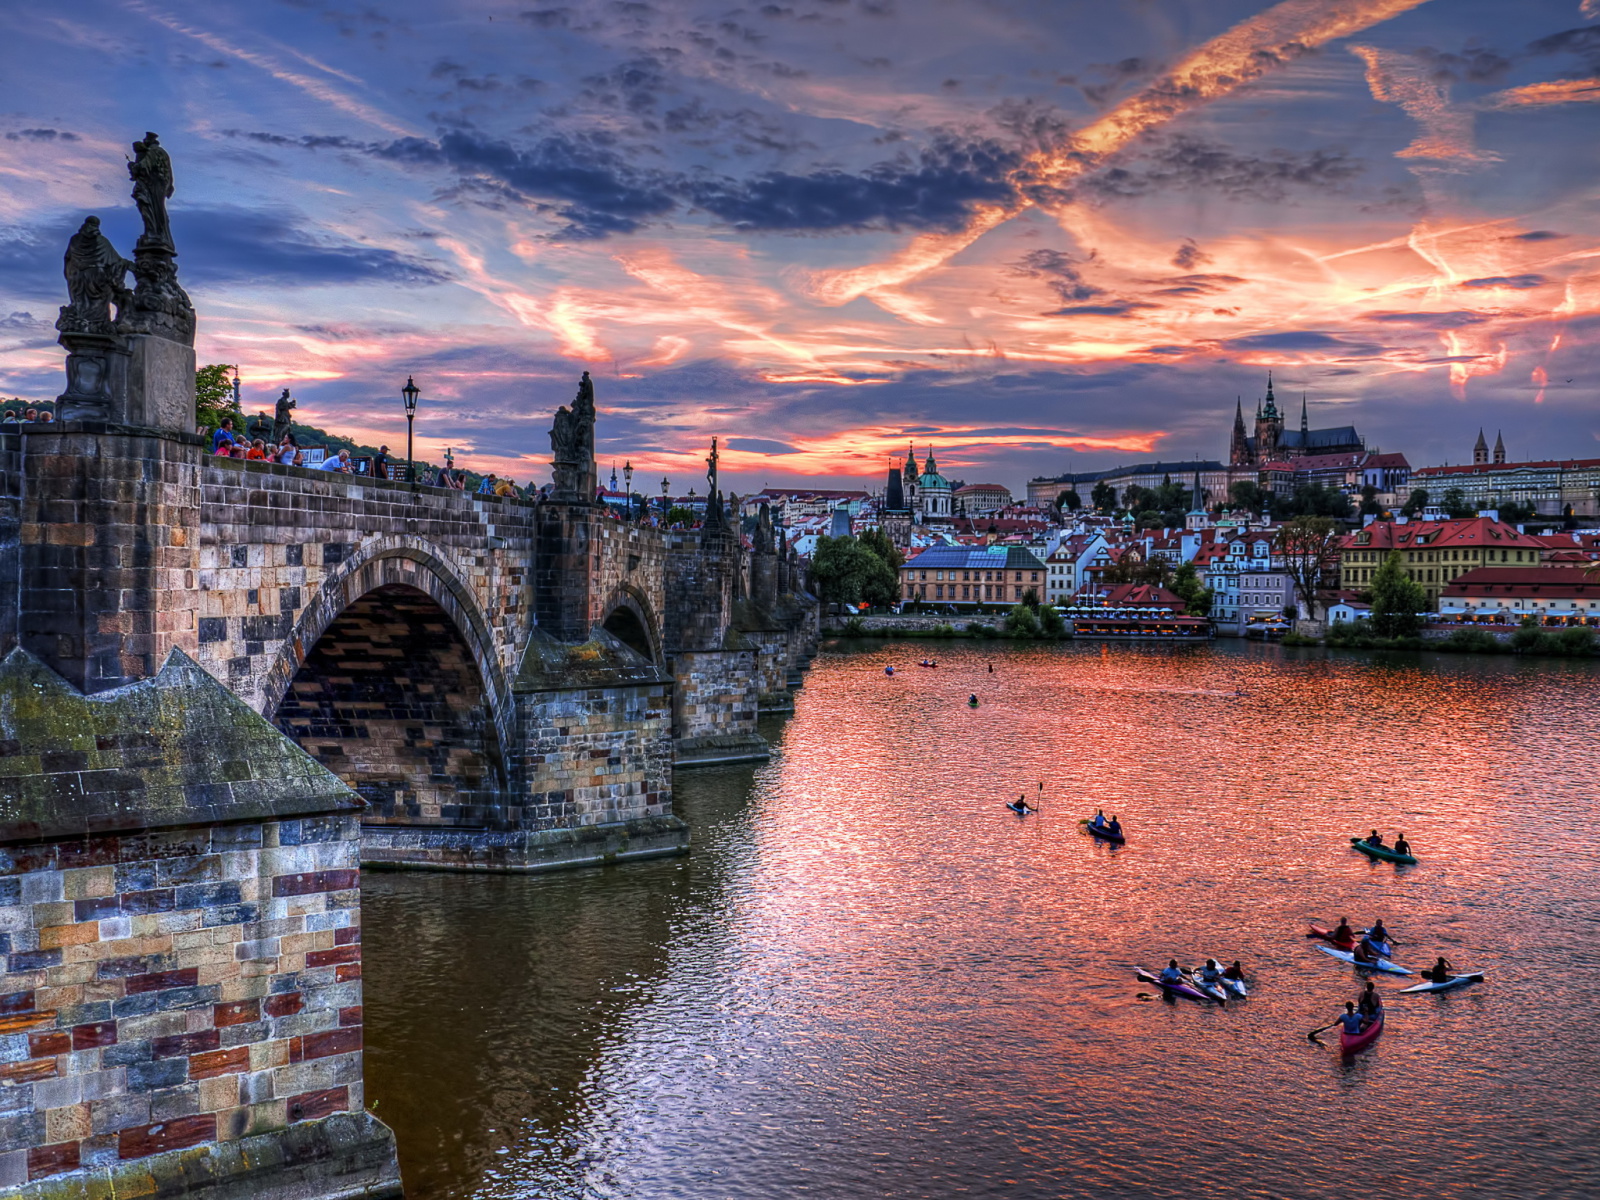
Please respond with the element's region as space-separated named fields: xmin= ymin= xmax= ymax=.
xmin=661 ymin=475 xmax=670 ymax=517
xmin=401 ymin=376 xmax=420 ymax=481
xmin=623 ymin=460 xmax=634 ymax=521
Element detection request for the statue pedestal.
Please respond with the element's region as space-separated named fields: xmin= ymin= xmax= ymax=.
xmin=56 ymin=329 xmax=131 ymax=422
xmin=127 ymin=330 xmax=196 ymax=430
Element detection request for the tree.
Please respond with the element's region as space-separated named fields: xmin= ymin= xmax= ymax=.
xmin=1441 ymin=487 xmax=1475 ymax=519
xmin=857 ymin=527 xmax=904 ymax=571
xmin=1229 ymin=480 xmax=1269 ymax=515
xmin=1090 ymin=481 xmax=1116 ymax=512
xmin=1101 ymin=557 xmax=1171 ymax=587
xmin=811 ymin=535 xmax=898 ymax=610
xmin=195 ymin=363 xmax=241 ymax=436
xmin=665 ymin=505 xmax=696 ymax=526
xmin=1275 ymin=515 xmax=1342 ymax=620
xmin=1401 ymin=488 xmax=1429 ymax=517
xmin=1497 ymin=500 xmax=1536 ymax=524
xmin=1058 ymin=489 xmax=1082 ymax=511
xmin=1121 ymin=484 xmax=1156 ymax=514
xmin=1359 ymin=485 xmax=1383 ymax=517
xmin=1169 ymin=561 xmax=1212 ymax=617
xmin=1369 ymin=549 xmax=1428 ymax=638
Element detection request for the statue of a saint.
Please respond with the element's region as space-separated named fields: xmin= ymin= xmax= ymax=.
xmin=59 ymin=217 xmax=131 ymax=331
xmin=272 ymin=388 xmax=296 ymax=443
xmin=128 ymin=132 xmax=175 ymax=248
xmin=706 ymin=436 xmax=719 ymax=496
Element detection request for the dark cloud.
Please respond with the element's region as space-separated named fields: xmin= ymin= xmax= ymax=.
xmin=1363 ymin=310 xmax=1491 ymax=329
xmin=1221 ymin=331 xmax=1387 ymax=356
xmin=1508 ymin=230 xmax=1566 ymax=241
xmin=1046 ymin=302 xmax=1155 ymax=317
xmin=0 ymin=311 xmax=47 ymax=332
xmin=1008 ymin=248 xmax=1101 ymax=303
xmin=1172 ymin=238 xmax=1210 ymax=270
xmin=4 ymin=128 xmax=79 ymax=142
xmin=1079 ymin=135 xmax=1363 ymax=204
xmin=1459 ymin=274 xmax=1545 ymax=289
xmin=689 ymin=135 xmax=1020 ymax=232
xmin=1527 ymin=26 xmax=1600 ymax=73
xmin=1410 ymin=46 xmax=1511 ymax=84
xmin=1149 ymin=273 xmax=1245 ymax=296
xmin=728 ymin=437 xmax=800 ymax=454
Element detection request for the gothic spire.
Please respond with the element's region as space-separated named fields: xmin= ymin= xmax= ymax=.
xmin=1300 ymin=393 xmax=1308 ymax=435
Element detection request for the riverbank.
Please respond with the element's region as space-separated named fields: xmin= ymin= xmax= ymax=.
xmin=822 ymin=614 xmax=1069 ymax=641
xmin=1284 ymin=620 xmax=1600 ymax=658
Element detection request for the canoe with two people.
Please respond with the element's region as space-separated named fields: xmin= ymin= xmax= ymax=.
xmin=1352 ymin=829 xmax=1417 ymax=865
xmin=1327 ymin=1001 xmax=1385 ymax=1054
xmin=1082 ymin=811 xmax=1125 ymax=843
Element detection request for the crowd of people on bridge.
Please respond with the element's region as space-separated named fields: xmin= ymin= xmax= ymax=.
xmin=2 ymin=405 xmax=55 ymax=424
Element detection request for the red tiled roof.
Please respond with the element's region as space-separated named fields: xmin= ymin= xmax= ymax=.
xmin=1414 ymin=458 xmax=1600 ymax=477
xmin=1099 ymin=583 xmax=1186 ymax=610
xmin=1339 ymin=517 xmax=1540 ymax=551
xmin=1441 ymin=565 xmax=1600 ymax=597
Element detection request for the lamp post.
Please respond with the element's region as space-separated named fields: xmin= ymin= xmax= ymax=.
xmin=401 ymin=376 xmax=419 ymax=482
xmin=661 ymin=476 xmax=670 ymax=519
xmin=623 ymin=460 xmax=633 ymax=521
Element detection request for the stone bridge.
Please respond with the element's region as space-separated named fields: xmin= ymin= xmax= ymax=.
xmin=0 ymin=135 xmax=821 ymax=1199
xmin=0 ymin=404 xmax=819 ymax=873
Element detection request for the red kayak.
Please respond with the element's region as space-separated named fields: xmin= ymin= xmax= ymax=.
xmin=1340 ymin=1012 xmax=1383 ymax=1055
xmin=1307 ymin=924 xmax=1356 ymax=951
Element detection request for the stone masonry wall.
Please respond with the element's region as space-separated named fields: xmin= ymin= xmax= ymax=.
xmin=512 ymin=682 xmax=674 ymax=831
xmin=196 ymin=457 xmax=536 ymax=720
xmin=671 ymin=649 xmax=761 ymax=749
xmin=0 ymin=434 xmax=19 ymax=663
xmin=0 ymin=814 xmax=370 ymax=1189
xmin=273 ymin=585 xmax=506 ymax=829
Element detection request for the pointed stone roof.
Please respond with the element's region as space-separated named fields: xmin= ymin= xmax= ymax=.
xmin=1475 ymin=428 xmax=1488 ymax=452
xmin=0 ymin=647 xmax=361 ymax=844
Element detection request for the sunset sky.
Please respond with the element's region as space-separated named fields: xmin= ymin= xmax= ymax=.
xmin=2 ymin=0 xmax=1598 ymax=494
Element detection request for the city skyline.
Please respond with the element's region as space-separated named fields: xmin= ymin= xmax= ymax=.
xmin=2 ymin=0 xmax=1598 ymax=491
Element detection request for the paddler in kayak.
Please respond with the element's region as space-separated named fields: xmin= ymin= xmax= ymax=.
xmin=1332 ymin=916 xmax=1355 ymax=944
xmin=1223 ymin=961 xmax=1246 ymax=983
xmin=1357 ymin=981 xmax=1383 ymax=1024
xmin=1352 ymin=938 xmax=1382 ymax=966
xmin=1159 ymin=960 xmax=1185 ymax=985
xmin=1196 ymin=959 xmax=1224 ymax=988
xmin=1337 ymin=1001 xmax=1365 ymax=1037
xmin=1089 ymin=808 xmax=1107 ymax=830
xmin=1107 ymin=815 xmax=1123 ymax=838
xmin=1421 ymin=956 xmax=1455 ymax=983
xmin=1365 ymin=918 xmax=1392 ymax=951
xmin=1393 ymin=833 xmax=1412 ymax=858
xmin=1011 ymin=793 xmax=1035 ymax=814
xmin=1365 ymin=829 xmax=1385 ymax=848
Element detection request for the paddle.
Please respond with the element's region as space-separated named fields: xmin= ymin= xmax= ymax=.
xmin=1307 ymin=1017 xmax=1341 ymax=1042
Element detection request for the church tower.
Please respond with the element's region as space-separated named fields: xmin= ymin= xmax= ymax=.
xmin=1474 ymin=429 xmax=1488 ymax=465
xmin=1230 ymin=398 xmax=1250 ymax=466
xmin=902 ymin=442 xmax=919 ymax=518
xmin=1254 ymin=372 xmax=1282 ymax=463
xmin=1494 ymin=431 xmax=1506 ymax=465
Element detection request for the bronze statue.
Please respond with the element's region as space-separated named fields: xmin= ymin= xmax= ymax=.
xmin=129 ymin=132 xmax=174 ymax=248
xmin=272 ymin=388 xmax=296 ymax=443
xmin=59 ymin=217 xmax=132 ymax=332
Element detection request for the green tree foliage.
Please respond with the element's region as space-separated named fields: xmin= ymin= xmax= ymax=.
xmin=1090 ymin=480 xmax=1117 ymax=512
xmin=1496 ymin=500 xmax=1537 ymax=524
xmin=1401 ymin=488 xmax=1430 ymax=517
xmin=1359 ymin=485 xmax=1383 ymax=517
xmin=1121 ymin=484 xmax=1154 ymax=513
xmin=1229 ymin=480 xmax=1269 ymax=514
xmin=1169 ymin=561 xmax=1212 ymax=617
xmin=1368 ymin=549 xmax=1428 ymax=638
xmin=1037 ymin=602 xmax=1065 ymax=637
xmin=195 ymin=363 xmax=241 ymax=436
xmin=1101 ymin=557 xmax=1171 ymax=587
xmin=1058 ymin=489 xmax=1082 ymax=511
xmin=812 ymin=535 xmax=899 ymax=610
xmin=1003 ymin=603 xmax=1041 ymax=638
xmin=665 ymin=505 xmax=696 ymax=526
xmin=857 ymin=528 xmax=905 ymax=571
xmin=1278 ymin=483 xmax=1352 ymax=519
xmin=1441 ymin=487 xmax=1476 ymax=519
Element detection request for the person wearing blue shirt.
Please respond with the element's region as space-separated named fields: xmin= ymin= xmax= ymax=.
xmin=320 ymin=449 xmax=352 ymax=473
xmin=1338 ymin=1002 xmax=1365 ymax=1037
xmin=212 ymin=418 xmax=237 ymax=453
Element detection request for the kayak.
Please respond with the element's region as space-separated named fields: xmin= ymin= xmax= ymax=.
xmin=1340 ymin=1012 xmax=1384 ymax=1055
xmin=1135 ymin=968 xmax=1212 ymax=1003
xmin=1307 ymin=924 xmax=1356 ymax=951
xmin=885 ymin=667 xmax=894 ymax=675
xmin=1351 ymin=837 xmax=1417 ymax=865
xmin=967 ymin=700 xmax=979 ymax=707
xmin=1399 ymin=972 xmax=1485 ymax=995
xmin=1208 ymin=962 xmax=1248 ymax=998
xmin=1359 ymin=935 xmax=1394 ymax=959
xmin=1187 ymin=974 xmax=1228 ymax=1002
xmin=1316 ymin=944 xmax=1413 ymax=976
xmin=1082 ymin=820 xmax=1126 ymax=844
xmin=1006 ymin=802 xmax=1031 ymax=816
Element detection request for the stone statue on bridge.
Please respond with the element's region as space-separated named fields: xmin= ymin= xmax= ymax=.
xmin=272 ymin=388 xmax=296 ymax=443
xmin=549 ymin=370 xmax=598 ymax=501
xmin=129 ymin=131 xmax=175 ymax=249
xmin=58 ymin=217 xmax=132 ymax=335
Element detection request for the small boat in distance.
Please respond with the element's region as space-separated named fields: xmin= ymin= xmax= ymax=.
xmin=1352 ymin=837 xmax=1417 ymax=865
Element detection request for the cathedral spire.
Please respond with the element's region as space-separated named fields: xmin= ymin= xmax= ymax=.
xmin=1300 ymin=393 xmax=1308 ymax=435
xmin=1473 ymin=428 xmax=1488 ymax=465
xmin=1261 ymin=371 xmax=1278 ymax=421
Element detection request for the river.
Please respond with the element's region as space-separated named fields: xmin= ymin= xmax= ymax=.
xmin=363 ymin=638 xmax=1600 ymax=1198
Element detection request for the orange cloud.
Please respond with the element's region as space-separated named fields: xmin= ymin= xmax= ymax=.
xmin=1482 ymin=78 xmax=1600 ymax=109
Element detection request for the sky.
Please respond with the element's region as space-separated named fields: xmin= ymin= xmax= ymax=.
xmin=2 ymin=0 xmax=1598 ymax=496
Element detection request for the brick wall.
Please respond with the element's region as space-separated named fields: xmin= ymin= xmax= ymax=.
xmin=0 ymin=815 xmax=366 ymax=1188
xmin=671 ymin=649 xmax=760 ymax=745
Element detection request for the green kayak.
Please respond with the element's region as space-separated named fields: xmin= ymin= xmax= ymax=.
xmin=1351 ymin=837 xmax=1417 ymax=865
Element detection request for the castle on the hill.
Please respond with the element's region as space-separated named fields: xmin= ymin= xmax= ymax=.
xmin=1229 ymin=374 xmax=1364 ymax=467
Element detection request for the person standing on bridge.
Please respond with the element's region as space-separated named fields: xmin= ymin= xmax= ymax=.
xmin=373 ymin=445 xmax=390 ymax=480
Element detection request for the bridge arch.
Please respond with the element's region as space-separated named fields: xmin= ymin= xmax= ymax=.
xmin=599 ymin=584 xmax=664 ymax=664
xmin=263 ymin=539 xmax=516 ymax=827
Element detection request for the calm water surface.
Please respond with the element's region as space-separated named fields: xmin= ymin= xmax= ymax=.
xmin=364 ymin=640 xmax=1600 ymax=1199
